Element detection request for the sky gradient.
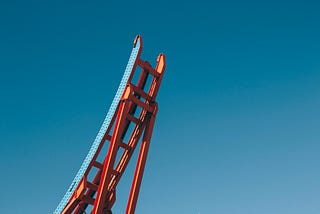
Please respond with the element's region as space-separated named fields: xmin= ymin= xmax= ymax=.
xmin=1 ymin=0 xmax=320 ymax=213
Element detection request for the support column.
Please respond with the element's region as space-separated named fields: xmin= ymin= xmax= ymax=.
xmin=126 ymin=106 xmax=157 ymax=214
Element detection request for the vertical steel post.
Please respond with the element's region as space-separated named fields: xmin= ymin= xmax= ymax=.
xmin=126 ymin=107 xmax=157 ymax=214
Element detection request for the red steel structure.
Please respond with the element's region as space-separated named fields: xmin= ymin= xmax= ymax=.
xmin=60 ymin=36 xmax=166 ymax=214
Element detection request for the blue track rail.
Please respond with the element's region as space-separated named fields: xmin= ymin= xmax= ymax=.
xmin=54 ymin=37 xmax=142 ymax=214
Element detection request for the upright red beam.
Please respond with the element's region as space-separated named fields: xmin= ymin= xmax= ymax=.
xmin=126 ymin=54 xmax=166 ymax=214
xmin=126 ymin=109 xmax=157 ymax=214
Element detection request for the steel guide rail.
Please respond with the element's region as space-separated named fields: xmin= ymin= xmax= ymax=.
xmin=54 ymin=37 xmax=142 ymax=214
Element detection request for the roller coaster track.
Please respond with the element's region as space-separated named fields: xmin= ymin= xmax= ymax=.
xmin=54 ymin=35 xmax=166 ymax=214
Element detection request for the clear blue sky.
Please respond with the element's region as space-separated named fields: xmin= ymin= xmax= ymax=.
xmin=1 ymin=0 xmax=320 ymax=213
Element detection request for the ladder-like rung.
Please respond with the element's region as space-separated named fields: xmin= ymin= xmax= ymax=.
xmin=86 ymin=181 xmax=98 ymax=192
xmin=138 ymin=59 xmax=160 ymax=78
xmin=131 ymin=84 xmax=153 ymax=101
xmin=130 ymin=96 xmax=154 ymax=113
xmin=81 ymin=196 xmax=95 ymax=205
xmin=93 ymin=161 xmax=103 ymax=169
xmin=119 ymin=141 xmax=131 ymax=150
xmin=127 ymin=114 xmax=142 ymax=125
xmin=102 ymin=134 xmax=112 ymax=142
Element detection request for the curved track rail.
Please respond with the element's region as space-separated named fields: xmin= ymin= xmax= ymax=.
xmin=54 ymin=37 xmax=142 ymax=214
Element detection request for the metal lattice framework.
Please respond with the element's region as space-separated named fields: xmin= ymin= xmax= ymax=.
xmin=54 ymin=35 xmax=166 ymax=214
